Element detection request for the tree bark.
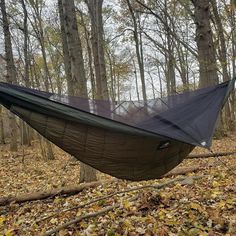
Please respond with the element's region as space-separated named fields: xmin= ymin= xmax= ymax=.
xmin=164 ymin=0 xmax=176 ymax=95
xmin=211 ymin=0 xmax=232 ymax=130
xmin=79 ymin=10 xmax=96 ymax=99
xmin=126 ymin=0 xmax=147 ymax=101
xmin=86 ymin=0 xmax=109 ymax=100
xmin=0 ymin=106 xmax=5 ymax=144
xmin=191 ymin=0 xmax=219 ymax=87
xmin=230 ymin=0 xmax=236 ymax=129
xmin=20 ymin=0 xmax=31 ymax=146
xmin=28 ymin=0 xmax=53 ymax=92
xmin=0 ymin=0 xmax=18 ymax=152
xmin=60 ymin=0 xmax=97 ymax=182
xmin=58 ymin=0 xmax=72 ymax=93
xmin=62 ymin=0 xmax=88 ymax=97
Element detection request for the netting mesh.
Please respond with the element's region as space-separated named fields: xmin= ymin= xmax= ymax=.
xmin=47 ymin=81 xmax=231 ymax=148
xmin=49 ymin=84 xmax=216 ymax=125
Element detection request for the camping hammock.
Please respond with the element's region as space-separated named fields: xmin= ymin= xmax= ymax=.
xmin=0 ymin=79 xmax=235 ymax=181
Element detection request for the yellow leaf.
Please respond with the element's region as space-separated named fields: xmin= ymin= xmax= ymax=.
xmin=4 ymin=229 xmax=13 ymax=236
xmin=158 ymin=209 xmax=166 ymax=220
xmin=166 ymin=220 xmax=178 ymax=226
xmin=226 ymin=199 xmax=234 ymax=204
xmin=123 ymin=219 xmax=131 ymax=228
xmin=190 ymin=202 xmax=202 ymax=211
xmin=0 ymin=216 xmax=6 ymax=226
xmin=123 ymin=200 xmax=131 ymax=210
xmin=218 ymin=200 xmax=226 ymax=209
xmin=212 ymin=181 xmax=220 ymax=188
xmin=91 ymin=205 xmax=101 ymax=211
xmin=211 ymin=190 xmax=222 ymax=198
xmin=50 ymin=218 xmax=58 ymax=224
xmin=53 ymin=197 xmax=62 ymax=204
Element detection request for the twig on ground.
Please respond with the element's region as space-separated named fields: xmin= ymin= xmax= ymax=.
xmin=44 ymin=204 xmax=119 ymax=236
xmin=41 ymin=175 xmax=204 ymax=231
xmin=164 ymin=165 xmax=204 ymax=177
xmin=187 ymin=151 xmax=236 ymax=159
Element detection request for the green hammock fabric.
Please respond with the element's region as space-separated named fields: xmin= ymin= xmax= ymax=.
xmin=0 ymin=79 xmax=235 ymax=180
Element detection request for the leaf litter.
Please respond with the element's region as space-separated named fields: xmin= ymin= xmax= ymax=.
xmin=0 ymin=134 xmax=235 ymax=235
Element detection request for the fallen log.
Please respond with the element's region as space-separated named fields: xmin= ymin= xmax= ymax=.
xmin=0 ymin=165 xmax=205 ymax=206
xmin=0 ymin=165 xmax=208 ymax=207
xmin=0 ymin=179 xmax=115 ymax=206
xmin=187 ymin=151 xmax=236 ymax=159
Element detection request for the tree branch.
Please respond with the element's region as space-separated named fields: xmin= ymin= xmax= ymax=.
xmin=187 ymin=151 xmax=236 ymax=159
xmin=38 ymin=175 xmax=204 ymax=225
xmin=44 ymin=204 xmax=119 ymax=236
xmin=0 ymin=179 xmax=116 ymax=206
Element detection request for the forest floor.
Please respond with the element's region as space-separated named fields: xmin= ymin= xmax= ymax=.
xmin=0 ymin=134 xmax=236 ymax=236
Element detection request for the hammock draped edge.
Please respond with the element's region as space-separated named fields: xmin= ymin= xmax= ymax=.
xmin=0 ymin=78 xmax=235 ymax=180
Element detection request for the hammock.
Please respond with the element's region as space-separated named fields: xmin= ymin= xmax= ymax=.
xmin=0 ymin=79 xmax=235 ymax=180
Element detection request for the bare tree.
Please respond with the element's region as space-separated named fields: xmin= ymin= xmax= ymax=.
xmin=27 ymin=0 xmax=54 ymax=92
xmin=59 ymin=0 xmax=97 ymax=183
xmin=0 ymin=106 xmax=5 ymax=144
xmin=85 ymin=0 xmax=109 ymax=100
xmin=58 ymin=0 xmax=72 ymax=93
xmin=20 ymin=0 xmax=31 ymax=146
xmin=191 ymin=0 xmax=218 ymax=87
xmin=211 ymin=0 xmax=233 ymax=129
xmin=126 ymin=0 xmax=147 ymax=101
xmin=0 ymin=0 xmax=18 ymax=151
xmin=26 ymin=0 xmax=56 ymax=159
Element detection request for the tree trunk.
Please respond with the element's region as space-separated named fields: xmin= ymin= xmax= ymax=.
xmin=21 ymin=0 xmax=31 ymax=146
xmin=132 ymin=58 xmax=140 ymax=101
xmin=62 ymin=0 xmax=88 ymax=97
xmin=0 ymin=106 xmax=5 ymax=144
xmin=230 ymin=0 xmax=236 ymax=129
xmin=21 ymin=121 xmax=30 ymax=146
xmin=191 ymin=0 xmax=219 ymax=87
xmin=79 ymin=10 xmax=96 ymax=99
xmin=164 ymin=0 xmax=176 ymax=95
xmin=211 ymin=0 xmax=232 ymax=131
xmin=28 ymin=0 xmax=53 ymax=92
xmin=27 ymin=0 xmax=55 ymax=159
xmin=86 ymin=0 xmax=109 ymax=100
xmin=58 ymin=0 xmax=72 ymax=93
xmin=21 ymin=0 xmax=30 ymax=87
xmin=0 ymin=0 xmax=18 ymax=152
xmin=60 ymin=0 xmax=97 ymax=182
xmin=79 ymin=163 xmax=97 ymax=183
xmin=126 ymin=0 xmax=147 ymax=101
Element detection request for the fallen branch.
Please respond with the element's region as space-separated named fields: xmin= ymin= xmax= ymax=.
xmin=13 ymin=152 xmax=34 ymax=158
xmin=44 ymin=175 xmax=203 ymax=235
xmin=44 ymin=204 xmax=119 ymax=236
xmin=164 ymin=165 xmax=204 ymax=177
xmin=0 ymin=179 xmax=116 ymax=206
xmin=187 ymin=151 xmax=236 ymax=159
xmin=39 ymin=175 xmax=204 ymax=225
xmin=0 ymin=164 xmax=206 ymax=206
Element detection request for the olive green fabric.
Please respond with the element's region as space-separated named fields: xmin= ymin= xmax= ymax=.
xmin=11 ymin=105 xmax=193 ymax=180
